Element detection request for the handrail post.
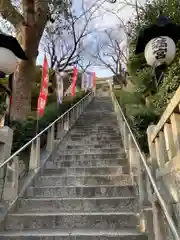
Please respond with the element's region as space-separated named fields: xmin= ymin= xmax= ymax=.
xmin=3 ymin=157 xmax=19 ymax=202
xmin=152 ymin=201 xmax=166 ymax=240
xmin=128 ymin=134 xmax=134 ymax=183
xmin=123 ymin=122 xmax=128 ymax=155
xmin=155 ymin=131 xmax=168 ymax=168
xmin=147 ymin=125 xmax=158 ymax=176
xmin=46 ymin=125 xmax=55 ymax=152
xmin=29 ymin=137 xmax=40 ymax=169
xmin=56 ymin=119 xmax=63 ymax=140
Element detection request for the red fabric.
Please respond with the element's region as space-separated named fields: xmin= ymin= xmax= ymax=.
xmin=37 ymin=55 xmax=49 ymax=116
xmin=10 ymin=96 xmax=12 ymax=105
xmin=92 ymin=72 xmax=96 ymax=88
xmin=71 ymin=66 xmax=78 ymax=96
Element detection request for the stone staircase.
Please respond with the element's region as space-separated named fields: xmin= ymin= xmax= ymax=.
xmin=0 ymin=96 xmax=148 ymax=239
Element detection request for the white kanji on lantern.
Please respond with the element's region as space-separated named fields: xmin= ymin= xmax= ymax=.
xmin=145 ymin=36 xmax=176 ymax=67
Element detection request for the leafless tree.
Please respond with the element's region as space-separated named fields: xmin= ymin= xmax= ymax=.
xmin=42 ymin=0 xmax=111 ymax=71
xmin=91 ymin=28 xmax=127 ymax=86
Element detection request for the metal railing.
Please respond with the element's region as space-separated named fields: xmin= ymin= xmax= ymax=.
xmin=110 ymin=90 xmax=180 ymax=240
xmin=0 ymin=91 xmax=94 ymax=210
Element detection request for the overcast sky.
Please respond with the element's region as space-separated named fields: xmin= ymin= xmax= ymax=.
xmin=37 ymin=0 xmax=144 ymax=77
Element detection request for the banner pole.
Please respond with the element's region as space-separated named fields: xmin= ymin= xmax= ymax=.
xmin=36 ymin=109 xmax=39 ymax=135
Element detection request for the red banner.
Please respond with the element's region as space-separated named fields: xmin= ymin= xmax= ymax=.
xmin=92 ymin=72 xmax=96 ymax=88
xmin=71 ymin=66 xmax=78 ymax=96
xmin=37 ymin=55 xmax=49 ymax=116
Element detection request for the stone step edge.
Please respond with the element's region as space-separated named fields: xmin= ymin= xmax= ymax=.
xmin=0 ymin=228 xmax=144 ymax=237
xmin=70 ymin=127 xmax=119 ymax=130
xmin=56 ymin=154 xmax=123 ymax=157
xmin=28 ymin=184 xmax=135 ymax=189
xmin=69 ymin=131 xmax=120 ymax=133
xmin=20 ymin=196 xmax=136 ymax=201
xmin=8 ymin=211 xmax=138 ymax=217
xmin=66 ymin=137 xmax=121 ymax=139
xmin=38 ymin=174 xmax=131 ymax=178
xmin=43 ymin=166 xmax=124 ymax=170
xmin=57 ymin=153 xmax=124 ymax=156
xmin=51 ymin=158 xmax=125 ymax=162
xmin=68 ymin=134 xmax=121 ymax=136
xmin=59 ymin=146 xmax=122 ymax=149
xmin=57 ymin=148 xmax=122 ymax=151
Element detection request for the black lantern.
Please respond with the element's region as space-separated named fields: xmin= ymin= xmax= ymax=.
xmin=135 ymin=15 xmax=180 ymax=81
xmin=0 ymin=33 xmax=28 ymax=125
xmin=0 ymin=33 xmax=27 ymax=75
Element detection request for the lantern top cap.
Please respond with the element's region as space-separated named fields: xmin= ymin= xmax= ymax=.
xmin=0 ymin=33 xmax=28 ymax=60
xmin=156 ymin=15 xmax=172 ymax=26
xmin=135 ymin=14 xmax=180 ymax=54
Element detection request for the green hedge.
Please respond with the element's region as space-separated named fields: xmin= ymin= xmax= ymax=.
xmin=10 ymin=91 xmax=87 ymax=153
xmin=114 ymin=89 xmax=159 ymax=153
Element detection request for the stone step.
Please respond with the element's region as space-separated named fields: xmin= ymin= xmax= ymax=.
xmin=84 ymin=108 xmax=114 ymax=112
xmin=69 ymin=132 xmax=120 ymax=137
xmin=82 ymin=101 xmax=113 ymax=105
xmin=46 ymin=158 xmax=126 ymax=168
xmin=79 ymin=110 xmax=115 ymax=114
xmin=74 ymin=122 xmax=117 ymax=126
xmin=5 ymin=212 xmax=139 ymax=231
xmin=61 ymin=145 xmax=122 ymax=150
xmin=34 ymin=174 xmax=132 ymax=187
xmin=74 ymin=124 xmax=118 ymax=127
xmin=61 ymin=140 xmax=122 ymax=146
xmin=72 ymin=125 xmax=118 ymax=130
xmin=26 ymin=185 xmax=136 ymax=198
xmin=42 ymin=166 xmax=124 ymax=176
xmin=71 ymin=127 xmax=118 ymax=131
xmin=77 ymin=116 xmax=116 ymax=120
xmin=17 ymin=197 xmax=137 ymax=213
xmin=56 ymin=153 xmax=124 ymax=161
xmin=68 ymin=137 xmax=121 ymax=142
xmin=82 ymin=105 xmax=114 ymax=109
xmin=56 ymin=148 xmax=122 ymax=155
xmin=68 ymin=134 xmax=121 ymax=139
xmin=70 ymin=128 xmax=119 ymax=134
xmin=0 ymin=229 xmax=148 ymax=240
xmin=77 ymin=117 xmax=117 ymax=122
xmin=35 ymin=174 xmax=132 ymax=187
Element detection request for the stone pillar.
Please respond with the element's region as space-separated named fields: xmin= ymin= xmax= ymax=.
xmin=0 ymin=126 xmax=14 ymax=201
xmin=0 ymin=126 xmax=13 ymax=163
xmin=3 ymin=156 xmax=19 ymax=202
xmin=46 ymin=125 xmax=55 ymax=152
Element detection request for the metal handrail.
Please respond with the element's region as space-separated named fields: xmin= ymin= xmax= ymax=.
xmin=0 ymin=92 xmax=92 ymax=169
xmin=111 ymin=91 xmax=180 ymax=240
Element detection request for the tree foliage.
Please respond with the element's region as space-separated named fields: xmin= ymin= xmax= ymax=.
xmin=116 ymin=0 xmax=180 ymax=152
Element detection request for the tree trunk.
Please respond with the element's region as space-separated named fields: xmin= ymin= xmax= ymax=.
xmin=11 ymin=59 xmax=36 ymax=120
xmin=10 ymin=22 xmax=38 ymax=121
xmin=10 ymin=0 xmax=48 ymax=121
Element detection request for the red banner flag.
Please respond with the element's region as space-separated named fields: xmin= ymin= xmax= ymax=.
xmin=71 ymin=66 xmax=78 ymax=96
xmin=92 ymin=72 xmax=96 ymax=88
xmin=37 ymin=55 xmax=49 ymax=116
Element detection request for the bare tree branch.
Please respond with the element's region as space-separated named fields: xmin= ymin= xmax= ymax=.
xmin=0 ymin=0 xmax=24 ymax=27
xmin=43 ymin=0 xmax=105 ymax=71
xmin=90 ymin=28 xmax=127 ymax=85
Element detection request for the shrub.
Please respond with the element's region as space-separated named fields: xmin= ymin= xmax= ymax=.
xmin=114 ymin=89 xmax=159 ymax=152
xmin=126 ymin=105 xmax=159 ymax=153
xmin=10 ymin=91 xmax=87 ymax=153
